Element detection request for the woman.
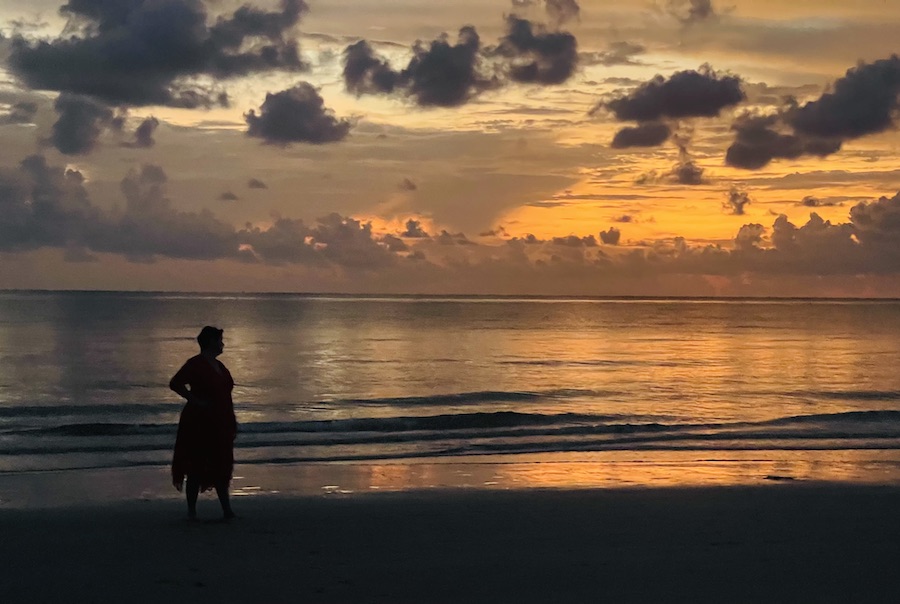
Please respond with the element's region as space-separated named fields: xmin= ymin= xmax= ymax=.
xmin=170 ymin=325 xmax=237 ymax=521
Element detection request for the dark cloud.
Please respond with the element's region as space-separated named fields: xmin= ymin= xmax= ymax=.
xmin=671 ymin=157 xmax=704 ymax=185
xmin=9 ymin=0 xmax=308 ymax=107
xmin=342 ymin=40 xmax=401 ymax=96
xmin=479 ymin=225 xmax=509 ymax=237
xmin=403 ymin=26 xmax=494 ymax=106
xmin=0 ymin=155 xmax=99 ymax=251
xmin=602 ymin=66 xmax=744 ymax=122
xmin=725 ymin=112 xmax=842 ymax=170
xmin=611 ymin=122 xmax=671 ymax=148
xmin=787 ymin=55 xmax=900 ymax=140
xmin=436 ymin=230 xmax=473 ymax=245
xmin=671 ymin=133 xmax=705 ymax=185
xmin=734 ymin=223 xmax=765 ymax=251
xmin=725 ymin=57 xmax=900 ymax=170
xmin=666 ymin=0 xmax=717 ymax=25
xmin=508 ymin=233 xmax=542 ymax=245
xmin=724 ymin=186 xmax=751 ymax=215
xmin=599 ymin=227 xmax=621 ymax=245
xmin=50 ymin=93 xmax=114 ymax=155
xmin=380 ymin=234 xmax=408 ymax=253
xmin=240 ymin=214 xmax=405 ymax=269
xmin=0 ymin=101 xmax=39 ymax=125
xmin=0 ymin=157 xmax=237 ymax=260
xmin=798 ymin=196 xmax=841 ymax=208
xmin=635 ymin=136 xmax=705 ymax=185
xmin=218 ymin=190 xmax=239 ymax=201
xmin=398 ymin=178 xmax=417 ymax=191
xmin=343 ymin=17 xmax=577 ymax=106
xmin=125 ymin=116 xmax=160 ymax=148
xmin=109 ymin=164 xmax=238 ymax=261
xmin=495 ymin=16 xmax=578 ymax=85
xmin=401 ymin=219 xmax=429 ymax=238
xmin=0 ymin=154 xmax=408 ymax=268
xmin=247 ymin=178 xmax=268 ymax=189
xmin=511 ymin=0 xmax=580 ymax=25
xmin=614 ymin=215 xmax=634 ymax=223
xmin=848 ymin=192 xmax=900 ymax=255
xmin=342 ymin=27 xmax=495 ymax=107
xmin=245 ymin=83 xmax=351 ymax=144
xmin=551 ymin=235 xmax=597 ymax=247
xmin=544 ymin=0 xmax=581 ymax=26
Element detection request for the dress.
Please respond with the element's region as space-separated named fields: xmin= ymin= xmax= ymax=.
xmin=170 ymin=355 xmax=237 ymax=491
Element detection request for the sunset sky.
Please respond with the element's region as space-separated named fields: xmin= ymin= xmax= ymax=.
xmin=1 ymin=0 xmax=899 ymax=296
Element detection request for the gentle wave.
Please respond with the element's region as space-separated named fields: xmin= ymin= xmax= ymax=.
xmin=3 ymin=410 xmax=900 ymax=462
xmin=0 ymin=388 xmax=614 ymax=420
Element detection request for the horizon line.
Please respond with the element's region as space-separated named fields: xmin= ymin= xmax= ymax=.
xmin=2 ymin=288 xmax=900 ymax=302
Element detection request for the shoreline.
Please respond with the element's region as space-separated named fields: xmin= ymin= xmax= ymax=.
xmin=4 ymin=449 xmax=900 ymax=508
xmin=2 ymin=483 xmax=899 ymax=602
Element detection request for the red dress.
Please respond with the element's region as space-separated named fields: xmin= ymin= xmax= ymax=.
xmin=170 ymin=355 xmax=237 ymax=491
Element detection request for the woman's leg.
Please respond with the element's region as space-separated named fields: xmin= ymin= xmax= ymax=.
xmin=186 ymin=476 xmax=200 ymax=519
xmin=215 ymin=480 xmax=234 ymax=519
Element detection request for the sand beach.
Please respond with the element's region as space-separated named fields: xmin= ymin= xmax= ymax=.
xmin=2 ymin=466 xmax=898 ymax=603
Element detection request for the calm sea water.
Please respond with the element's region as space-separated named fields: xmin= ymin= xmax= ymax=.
xmin=2 ymin=291 xmax=900 ymax=482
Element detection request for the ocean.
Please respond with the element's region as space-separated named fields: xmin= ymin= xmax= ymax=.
xmin=3 ymin=291 xmax=900 ymax=490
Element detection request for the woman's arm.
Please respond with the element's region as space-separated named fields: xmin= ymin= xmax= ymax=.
xmin=170 ymin=360 xmax=208 ymax=406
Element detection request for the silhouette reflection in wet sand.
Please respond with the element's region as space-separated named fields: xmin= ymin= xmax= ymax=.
xmin=170 ymin=326 xmax=237 ymax=521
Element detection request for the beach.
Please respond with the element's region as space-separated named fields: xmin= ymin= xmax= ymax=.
xmin=2 ymin=469 xmax=899 ymax=603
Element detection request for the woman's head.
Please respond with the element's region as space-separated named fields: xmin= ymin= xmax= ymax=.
xmin=197 ymin=325 xmax=224 ymax=354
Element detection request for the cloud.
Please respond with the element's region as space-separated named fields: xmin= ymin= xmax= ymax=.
xmin=436 ymin=230 xmax=473 ymax=245
xmin=8 ymin=0 xmax=308 ymax=107
xmin=787 ymin=55 xmax=900 ymax=140
xmin=118 ymin=116 xmax=161 ymax=149
xmin=108 ymin=164 xmax=238 ymax=261
xmin=343 ymin=16 xmax=578 ymax=106
xmin=665 ymin=0 xmax=718 ymax=25
xmin=725 ymin=112 xmax=841 ymax=170
xmin=0 ymin=154 xmax=409 ymax=269
xmin=495 ymin=16 xmax=578 ymax=85
xmin=734 ymin=223 xmax=765 ymax=251
xmin=401 ymin=219 xmax=429 ymax=238
xmin=670 ymin=132 xmax=705 ymax=185
xmin=50 ymin=93 xmax=114 ymax=155
xmin=599 ymin=227 xmax=621 ymax=245
xmin=133 ymin=116 xmax=160 ymax=148
xmin=551 ymin=235 xmax=597 ymax=247
xmin=601 ymin=65 xmax=744 ymax=122
xmin=342 ymin=40 xmax=401 ymax=96
xmin=342 ymin=26 xmax=496 ymax=107
xmin=219 ymin=190 xmax=239 ymax=201
xmin=0 ymin=155 xmax=99 ymax=251
xmin=544 ymin=0 xmax=581 ymax=26
xmin=726 ymin=56 xmax=900 ymax=170
xmin=798 ymin=196 xmax=841 ymax=208
xmin=611 ymin=122 xmax=671 ymax=148
xmin=0 ymin=101 xmax=38 ymax=125
xmin=724 ymin=186 xmax=751 ymax=215
xmin=0 ymin=157 xmax=236 ymax=259
xmin=247 ymin=178 xmax=268 ymax=189
xmin=400 ymin=26 xmax=493 ymax=107
xmin=635 ymin=134 xmax=705 ymax=185
xmin=245 ymin=83 xmax=351 ymax=144
xmin=398 ymin=177 xmax=417 ymax=191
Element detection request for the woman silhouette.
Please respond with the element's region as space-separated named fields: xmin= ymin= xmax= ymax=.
xmin=170 ymin=326 xmax=237 ymax=521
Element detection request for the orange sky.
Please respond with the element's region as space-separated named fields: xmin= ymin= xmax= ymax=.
xmin=0 ymin=0 xmax=899 ymax=295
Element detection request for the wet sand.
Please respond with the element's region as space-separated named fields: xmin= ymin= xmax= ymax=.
xmin=2 ymin=484 xmax=899 ymax=603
